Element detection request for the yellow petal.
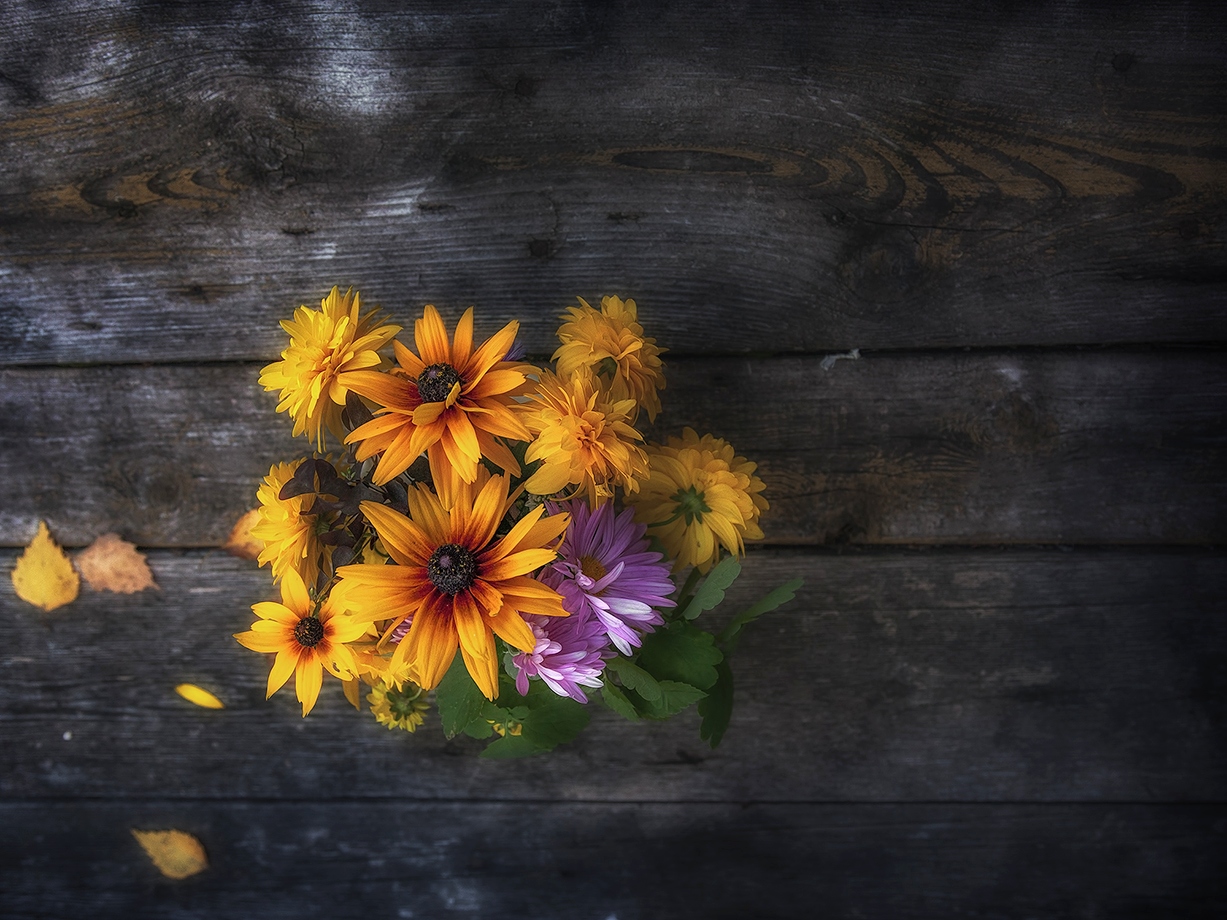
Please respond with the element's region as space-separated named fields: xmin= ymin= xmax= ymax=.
xmin=11 ymin=521 xmax=79 ymax=612
xmin=175 ymin=683 xmax=224 ymax=710
xmin=76 ymin=533 xmax=157 ymax=594
xmin=131 ymin=829 xmax=208 ymax=879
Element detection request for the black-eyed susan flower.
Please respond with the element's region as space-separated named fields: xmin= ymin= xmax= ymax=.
xmin=333 ymin=473 xmax=570 ymax=700
xmin=627 ymin=428 xmax=768 ymax=573
xmin=234 ymin=568 xmax=366 ymax=716
xmin=554 ymin=295 xmax=666 ymax=422
xmin=259 ymin=287 xmax=401 ymax=451
xmin=249 ymin=460 xmax=330 ymax=585
xmin=342 ymin=305 xmax=532 ymax=500
xmin=522 ymin=368 xmax=649 ymax=507
xmin=368 ymin=680 xmax=430 ymax=732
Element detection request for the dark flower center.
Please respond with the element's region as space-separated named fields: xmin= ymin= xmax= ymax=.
xmin=417 ymin=363 xmax=462 ymax=403
xmin=294 ymin=616 xmax=325 ymax=648
xmin=428 ymin=543 xmax=478 ymax=595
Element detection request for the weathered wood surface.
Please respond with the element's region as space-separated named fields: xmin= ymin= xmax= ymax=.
xmin=2 ymin=351 xmax=1225 ymax=548
xmin=3 ymin=549 xmax=1223 ymax=802
xmin=2 ymin=2 xmax=1226 ymax=365
xmin=3 ymin=802 xmax=1224 ymax=920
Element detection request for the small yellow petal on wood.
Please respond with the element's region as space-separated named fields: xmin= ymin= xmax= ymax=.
xmin=175 ymin=684 xmax=225 ymax=710
xmin=342 ymin=676 xmax=362 ymax=710
xmin=131 ymin=829 xmax=208 ymax=879
xmin=11 ymin=521 xmax=79 ymax=612
xmin=76 ymin=533 xmax=157 ymax=593
xmin=223 ymin=508 xmax=263 ymax=560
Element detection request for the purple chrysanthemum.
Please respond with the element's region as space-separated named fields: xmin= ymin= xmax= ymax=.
xmin=538 ymin=500 xmax=676 ymax=656
xmin=513 ymin=611 xmax=611 ymax=702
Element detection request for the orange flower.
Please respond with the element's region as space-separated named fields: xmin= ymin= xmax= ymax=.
xmin=341 ymin=306 xmax=531 ymax=497
xmin=333 ymin=474 xmax=570 ymax=700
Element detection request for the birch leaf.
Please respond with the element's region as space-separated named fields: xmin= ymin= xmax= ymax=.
xmin=223 ymin=509 xmax=263 ymax=560
xmin=131 ymin=829 xmax=208 ymax=879
xmin=76 ymin=533 xmax=156 ymax=593
xmin=11 ymin=521 xmax=79 ymax=612
xmin=175 ymin=684 xmax=224 ymax=709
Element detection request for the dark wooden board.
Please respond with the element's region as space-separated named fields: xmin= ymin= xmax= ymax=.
xmin=3 ymin=802 xmax=1224 ymax=919
xmin=3 ymin=548 xmax=1223 ymax=802
xmin=3 ymin=352 xmax=1224 ymax=548
xmin=3 ymin=2 xmax=1226 ymax=365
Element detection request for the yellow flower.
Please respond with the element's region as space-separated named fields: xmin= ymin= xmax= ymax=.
xmin=333 ymin=472 xmax=570 ymax=700
xmin=368 ymin=680 xmax=430 ymax=732
xmin=259 ymin=287 xmax=401 ymax=451
xmin=628 ymin=428 xmax=768 ymax=572
xmin=522 ymin=369 xmax=649 ymax=506
xmin=554 ymin=295 xmax=666 ymax=422
xmin=233 ymin=569 xmax=366 ymax=716
xmin=342 ymin=305 xmax=531 ymax=501
xmin=250 ymin=460 xmax=330 ymax=584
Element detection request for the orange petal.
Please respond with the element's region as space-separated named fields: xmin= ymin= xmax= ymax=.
xmin=481 ymin=547 xmax=559 ymax=582
xmin=459 ymin=473 xmax=506 ymax=549
xmin=412 ymin=401 xmax=447 ymax=426
xmin=294 ymin=656 xmax=324 ymax=716
xmin=406 ymin=598 xmax=459 ymax=690
xmin=453 ymin=593 xmax=498 ymax=699
xmin=486 ymin=606 xmax=537 ymax=654
xmin=394 ymin=338 xmax=426 ymax=377
xmin=360 ymin=501 xmax=434 ymax=564
xmin=341 ymin=370 xmax=413 ymax=410
xmin=415 ymin=305 xmax=451 ymax=366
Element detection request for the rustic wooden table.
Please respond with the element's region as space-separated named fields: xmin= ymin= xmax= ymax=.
xmin=2 ymin=2 xmax=1225 ymax=917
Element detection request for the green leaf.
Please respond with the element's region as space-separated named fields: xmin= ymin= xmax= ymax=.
xmin=600 ymin=682 xmax=640 ymax=721
xmin=636 ymin=624 xmax=724 ymax=690
xmin=606 ymin=657 xmax=663 ymax=701
xmin=479 ymin=732 xmax=543 ymax=758
xmin=435 ymin=656 xmax=488 ymax=739
xmin=635 ymin=680 xmax=707 ymax=720
xmin=697 ymin=659 xmax=735 ymax=748
xmin=479 ymin=694 xmax=591 ymax=758
xmin=677 ymin=556 xmax=741 ymax=620
xmin=717 ymin=578 xmax=805 ymax=650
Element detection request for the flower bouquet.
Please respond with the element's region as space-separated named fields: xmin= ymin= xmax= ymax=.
xmin=236 ymin=288 xmax=801 ymax=756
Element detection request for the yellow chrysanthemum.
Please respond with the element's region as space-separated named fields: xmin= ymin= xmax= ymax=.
xmin=259 ymin=287 xmax=401 ymax=451
xmin=554 ymin=295 xmax=666 ymax=422
xmin=233 ymin=569 xmax=367 ymax=717
xmin=628 ymin=427 xmax=768 ymax=573
xmin=368 ymin=680 xmax=430 ymax=732
xmin=250 ymin=460 xmax=330 ymax=584
xmin=522 ymin=369 xmax=649 ymax=507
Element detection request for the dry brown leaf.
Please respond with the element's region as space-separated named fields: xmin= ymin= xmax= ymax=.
xmin=76 ymin=533 xmax=156 ymax=593
xmin=223 ymin=508 xmax=263 ymax=560
xmin=131 ymin=829 xmax=208 ymax=879
xmin=175 ymin=683 xmax=225 ymax=709
xmin=11 ymin=521 xmax=79 ymax=612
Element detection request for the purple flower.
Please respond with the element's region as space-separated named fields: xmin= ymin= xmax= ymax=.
xmin=538 ymin=500 xmax=676 ymax=656
xmin=513 ymin=612 xmax=611 ymax=703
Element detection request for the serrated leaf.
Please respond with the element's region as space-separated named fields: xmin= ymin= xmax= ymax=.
xmin=697 ymin=659 xmax=735 ymax=748
xmin=636 ymin=680 xmax=707 ymax=720
xmin=600 ymin=682 xmax=640 ymax=721
xmin=606 ymin=657 xmax=662 ymax=701
xmin=222 ymin=509 xmax=263 ymax=560
xmin=677 ymin=556 xmax=741 ymax=620
xmin=435 ymin=656 xmax=487 ymax=738
xmin=11 ymin=521 xmax=79 ymax=612
xmin=131 ymin=829 xmax=208 ymax=879
xmin=175 ymin=684 xmax=224 ymax=710
xmin=636 ymin=624 xmax=723 ymax=690
xmin=718 ymin=578 xmax=805 ymax=650
xmin=76 ymin=533 xmax=156 ymax=594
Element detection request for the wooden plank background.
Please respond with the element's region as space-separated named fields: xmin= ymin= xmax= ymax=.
xmin=2 ymin=1 xmax=1225 ymax=916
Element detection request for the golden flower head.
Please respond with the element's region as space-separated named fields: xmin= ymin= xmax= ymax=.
xmin=522 ymin=368 xmax=649 ymax=507
xmin=342 ymin=305 xmax=532 ymax=498
xmin=250 ymin=460 xmax=330 ymax=585
xmin=368 ymin=679 xmax=430 ymax=732
xmin=259 ymin=287 xmax=401 ymax=451
xmin=553 ymin=295 xmax=666 ymax=422
xmin=628 ymin=427 xmax=768 ymax=573
xmin=233 ymin=568 xmax=367 ymax=717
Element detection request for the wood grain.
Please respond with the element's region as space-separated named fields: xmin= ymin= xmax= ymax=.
xmin=2 ymin=352 xmax=1223 ymax=548
xmin=3 ymin=548 xmax=1223 ymax=802
xmin=2 ymin=2 xmax=1225 ymax=365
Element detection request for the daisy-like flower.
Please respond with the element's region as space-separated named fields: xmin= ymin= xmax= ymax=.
xmin=512 ymin=612 xmax=611 ymax=703
xmin=259 ymin=287 xmax=400 ymax=451
xmin=554 ymin=295 xmax=666 ymax=422
xmin=250 ymin=460 xmax=330 ymax=585
xmin=233 ymin=569 xmax=366 ymax=717
xmin=342 ymin=305 xmax=532 ymax=495
xmin=333 ymin=473 xmax=570 ymax=700
xmin=522 ymin=368 xmax=649 ymax=507
xmin=368 ymin=680 xmax=430 ymax=732
xmin=539 ymin=500 xmax=675 ymax=655
xmin=628 ymin=427 xmax=769 ymax=573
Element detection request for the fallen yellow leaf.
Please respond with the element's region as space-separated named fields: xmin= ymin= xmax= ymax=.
xmin=11 ymin=521 xmax=79 ymax=612
xmin=131 ymin=829 xmax=208 ymax=879
xmin=175 ymin=683 xmax=224 ymax=709
xmin=223 ymin=508 xmax=263 ymax=560
xmin=76 ymin=533 xmax=157 ymax=594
